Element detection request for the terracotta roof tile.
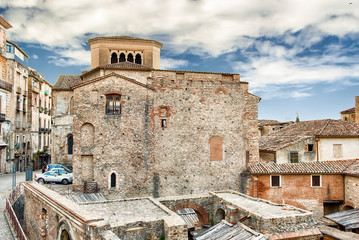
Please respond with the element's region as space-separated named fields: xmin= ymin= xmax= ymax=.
xmin=249 ymin=159 xmax=358 ymax=174
xmin=98 ymin=62 xmax=154 ymax=70
xmin=258 ymin=119 xmax=280 ymax=126
xmin=340 ymin=107 xmax=355 ymax=114
xmin=343 ymin=160 xmax=359 ymax=176
xmin=53 ymin=75 xmax=82 ymax=90
xmin=260 ymin=119 xmax=359 ymax=151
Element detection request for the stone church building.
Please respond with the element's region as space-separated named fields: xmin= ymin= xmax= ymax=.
xmin=52 ymin=36 xmax=260 ymax=198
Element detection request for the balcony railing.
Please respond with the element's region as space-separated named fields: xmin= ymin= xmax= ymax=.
xmin=0 ymin=79 xmax=12 ymax=92
xmin=0 ymin=113 xmax=5 ymax=122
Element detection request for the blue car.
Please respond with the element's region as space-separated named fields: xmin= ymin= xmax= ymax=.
xmin=45 ymin=164 xmax=72 ymax=173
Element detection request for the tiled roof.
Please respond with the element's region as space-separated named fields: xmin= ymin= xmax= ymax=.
xmin=258 ymin=120 xmax=280 ymax=126
xmin=192 ymin=221 xmax=267 ymax=240
xmin=53 ymin=75 xmax=82 ymax=90
xmin=325 ymin=209 xmax=359 ymax=229
xmin=340 ymin=107 xmax=355 ymax=114
xmin=98 ymin=62 xmax=154 ymax=70
xmin=343 ymin=160 xmax=359 ymax=176
xmin=0 ymin=16 xmax=12 ymax=29
xmin=260 ymin=119 xmax=359 ymax=151
xmin=248 ymin=159 xmax=358 ymax=175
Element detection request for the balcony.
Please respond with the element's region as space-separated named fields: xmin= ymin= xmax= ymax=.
xmin=16 ymin=86 xmax=21 ymax=94
xmin=0 ymin=79 xmax=12 ymax=92
xmin=33 ymin=86 xmax=40 ymax=93
xmin=0 ymin=113 xmax=5 ymax=122
xmin=44 ymin=90 xmax=49 ymax=95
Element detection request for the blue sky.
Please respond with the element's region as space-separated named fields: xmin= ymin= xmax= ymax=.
xmin=1 ymin=0 xmax=359 ymax=122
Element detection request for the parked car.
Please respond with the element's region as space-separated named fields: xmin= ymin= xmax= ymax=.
xmin=45 ymin=163 xmax=72 ymax=173
xmin=35 ymin=171 xmax=73 ymax=185
xmin=48 ymin=168 xmax=72 ymax=175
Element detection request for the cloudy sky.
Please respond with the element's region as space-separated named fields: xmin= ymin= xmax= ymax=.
xmin=1 ymin=0 xmax=359 ymax=121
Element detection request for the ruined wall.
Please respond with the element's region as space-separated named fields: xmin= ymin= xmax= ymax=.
xmin=344 ymin=175 xmax=359 ymax=208
xmin=249 ymin=174 xmax=344 ymax=218
xmin=23 ymin=185 xmax=86 ymax=240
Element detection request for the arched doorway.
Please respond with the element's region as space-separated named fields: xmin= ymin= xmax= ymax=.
xmin=127 ymin=53 xmax=134 ymax=62
xmin=110 ymin=173 xmax=116 ymax=188
xmin=60 ymin=229 xmax=70 ymax=240
xmin=214 ymin=208 xmax=225 ymax=224
xmin=172 ymin=202 xmax=210 ymax=225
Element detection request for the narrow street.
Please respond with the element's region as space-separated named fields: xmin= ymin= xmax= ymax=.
xmin=0 ymin=170 xmax=41 ymax=239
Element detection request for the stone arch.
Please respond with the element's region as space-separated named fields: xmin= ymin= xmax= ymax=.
xmin=57 ymin=219 xmax=74 ymax=240
xmin=135 ymin=53 xmax=142 ymax=64
xmin=343 ymin=201 xmax=355 ymax=210
xmin=214 ymin=208 xmax=225 ymax=224
xmin=209 ymin=136 xmax=223 ymax=161
xmin=41 ymin=208 xmax=48 ymax=237
xmin=108 ymin=170 xmax=118 ymax=189
xmin=119 ymin=53 xmax=126 ymax=62
xmin=127 ymin=53 xmax=134 ymax=62
xmin=80 ymin=123 xmax=95 ymax=147
xmin=172 ymin=202 xmax=210 ymax=224
xmin=111 ymin=52 xmax=118 ymax=64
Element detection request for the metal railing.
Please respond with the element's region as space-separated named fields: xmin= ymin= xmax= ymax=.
xmin=6 ymin=184 xmax=27 ymax=240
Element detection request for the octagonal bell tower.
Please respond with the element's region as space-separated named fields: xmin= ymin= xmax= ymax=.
xmin=88 ymin=36 xmax=163 ymax=70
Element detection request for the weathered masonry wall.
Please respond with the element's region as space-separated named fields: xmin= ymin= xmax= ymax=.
xmin=72 ymin=69 xmax=260 ymax=198
xmin=344 ymin=175 xmax=359 ymax=209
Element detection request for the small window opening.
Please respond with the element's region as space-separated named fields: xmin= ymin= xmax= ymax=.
xmin=311 ymin=175 xmax=321 ymax=187
xmin=127 ymin=53 xmax=134 ymax=62
xmin=67 ymin=135 xmax=73 ymax=154
xmin=135 ymin=54 xmax=141 ymax=64
xmin=307 ymin=144 xmax=314 ymax=152
xmin=119 ymin=53 xmax=126 ymax=62
xmin=161 ymin=119 xmax=167 ymax=128
xmin=111 ymin=52 xmax=118 ymax=64
xmin=110 ymin=173 xmax=116 ymax=188
xmin=271 ymin=175 xmax=281 ymax=187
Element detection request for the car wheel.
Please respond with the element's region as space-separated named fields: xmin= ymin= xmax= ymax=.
xmin=62 ymin=179 xmax=69 ymax=185
xmin=38 ymin=178 xmax=45 ymax=184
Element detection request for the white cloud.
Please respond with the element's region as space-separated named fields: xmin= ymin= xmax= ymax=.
xmin=32 ymin=54 xmax=38 ymax=59
xmin=1 ymin=0 xmax=359 ymax=98
xmin=160 ymin=58 xmax=188 ymax=69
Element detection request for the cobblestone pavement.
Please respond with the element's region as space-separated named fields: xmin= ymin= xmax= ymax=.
xmin=0 ymin=170 xmax=41 ymax=240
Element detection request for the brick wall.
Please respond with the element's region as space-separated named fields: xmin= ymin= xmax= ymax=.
xmin=344 ymin=175 xmax=359 ymax=208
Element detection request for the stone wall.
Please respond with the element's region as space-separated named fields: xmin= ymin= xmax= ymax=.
xmin=275 ymin=137 xmax=316 ymax=164
xmin=72 ymin=69 xmax=260 ymax=198
xmin=344 ymin=175 xmax=359 ymax=208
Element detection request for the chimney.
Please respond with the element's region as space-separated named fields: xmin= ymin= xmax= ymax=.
xmin=355 ymin=96 xmax=359 ymax=124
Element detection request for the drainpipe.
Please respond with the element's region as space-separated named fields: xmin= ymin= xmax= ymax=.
xmin=316 ymin=138 xmax=319 ymax=161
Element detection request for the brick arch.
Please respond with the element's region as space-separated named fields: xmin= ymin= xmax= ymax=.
xmin=173 ymin=202 xmax=210 ymax=224
xmin=343 ymin=201 xmax=356 ymax=210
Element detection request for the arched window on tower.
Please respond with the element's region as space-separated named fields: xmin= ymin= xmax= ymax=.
xmin=111 ymin=52 xmax=118 ymax=64
xmin=135 ymin=54 xmax=142 ymax=64
xmin=67 ymin=135 xmax=73 ymax=155
xmin=119 ymin=53 xmax=126 ymax=62
xmin=127 ymin=53 xmax=134 ymax=62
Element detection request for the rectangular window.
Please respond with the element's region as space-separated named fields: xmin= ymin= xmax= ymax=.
xmin=311 ymin=175 xmax=321 ymax=187
xmin=271 ymin=175 xmax=281 ymax=187
xmin=307 ymin=144 xmax=314 ymax=152
xmin=106 ymin=94 xmax=121 ymax=115
xmin=333 ymin=144 xmax=343 ymax=158
xmin=289 ymin=152 xmax=299 ymax=163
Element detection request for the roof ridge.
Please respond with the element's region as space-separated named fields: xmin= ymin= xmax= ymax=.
xmin=342 ymin=159 xmax=358 ymax=174
xmin=318 ymin=119 xmax=331 ymax=135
